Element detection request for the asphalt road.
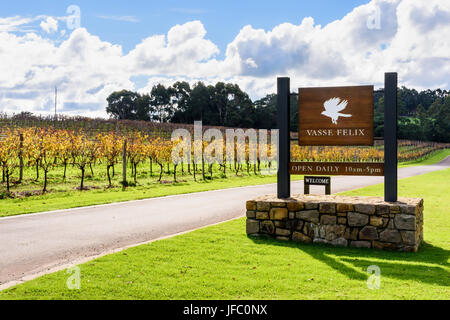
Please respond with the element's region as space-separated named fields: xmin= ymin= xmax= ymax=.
xmin=0 ymin=157 xmax=449 ymax=287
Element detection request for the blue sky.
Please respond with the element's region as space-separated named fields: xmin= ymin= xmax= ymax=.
xmin=0 ymin=0 xmax=449 ymax=117
xmin=0 ymin=0 xmax=369 ymax=56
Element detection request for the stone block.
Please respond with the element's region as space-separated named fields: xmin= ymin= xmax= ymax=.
xmin=246 ymin=210 xmax=256 ymax=218
xmin=256 ymin=201 xmax=270 ymax=211
xmin=320 ymin=215 xmax=337 ymax=225
xmin=337 ymin=217 xmax=347 ymax=225
xmin=354 ymin=204 xmax=376 ymax=215
xmin=369 ymin=216 xmax=384 ymax=227
xmin=303 ymin=223 xmax=316 ymax=238
xmin=296 ymin=210 xmax=319 ymax=223
xmin=275 ymin=228 xmax=291 ymax=236
xmin=305 ymin=202 xmax=318 ymax=209
xmin=292 ymin=231 xmax=312 ymax=243
xmin=287 ymin=202 xmax=304 ymax=212
xmin=260 ymin=220 xmax=275 ymax=234
xmin=285 ymin=220 xmax=296 ymax=229
xmin=271 ymin=202 xmax=286 ymax=208
xmin=379 ymin=229 xmax=402 ymax=243
xmin=400 ymin=205 xmax=416 ymax=215
xmin=319 ymin=225 xmax=326 ymax=238
xmin=255 ymin=211 xmax=269 ymax=220
xmin=359 ymin=226 xmax=379 ymax=240
xmin=330 ymin=225 xmax=346 ymax=237
xmin=373 ymin=241 xmax=398 ymax=250
xmin=376 ymin=205 xmax=390 ymax=215
xmin=345 ymin=227 xmax=359 ymax=240
xmin=389 ymin=205 xmax=400 ymax=213
xmin=274 ymin=221 xmax=286 ymax=228
xmin=313 ymin=238 xmax=328 ymax=245
xmin=387 ymin=219 xmax=395 ymax=229
xmin=269 ymin=208 xmax=288 ymax=220
xmin=246 ymin=219 xmax=259 ymax=234
xmin=348 ymin=212 xmax=369 ymax=227
xmin=337 ymin=203 xmax=354 ymax=212
xmin=246 ymin=201 xmax=256 ymax=211
xmin=331 ymin=238 xmax=348 ymax=247
xmin=400 ymin=231 xmax=417 ymax=245
xmin=319 ymin=202 xmax=336 ymax=214
xmin=394 ymin=214 xmax=416 ymax=230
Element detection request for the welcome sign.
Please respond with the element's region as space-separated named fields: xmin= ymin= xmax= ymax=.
xmin=298 ymin=85 xmax=374 ymax=146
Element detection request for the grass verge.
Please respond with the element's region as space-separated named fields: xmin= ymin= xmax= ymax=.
xmin=0 ymin=171 xmax=302 ymax=218
xmin=1 ymin=168 xmax=448 ymax=299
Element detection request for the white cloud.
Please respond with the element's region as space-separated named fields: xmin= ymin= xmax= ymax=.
xmin=0 ymin=0 xmax=449 ymax=118
xmin=125 ymin=20 xmax=220 ymax=77
xmin=0 ymin=28 xmax=131 ymax=117
xmin=0 ymin=16 xmax=38 ymax=33
xmin=40 ymin=17 xmax=58 ymax=34
xmin=223 ymin=0 xmax=450 ymax=92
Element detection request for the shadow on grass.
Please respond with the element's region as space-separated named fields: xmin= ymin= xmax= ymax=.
xmin=249 ymin=236 xmax=449 ymax=286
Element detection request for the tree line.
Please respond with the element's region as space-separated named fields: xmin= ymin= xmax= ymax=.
xmin=106 ymin=82 xmax=256 ymax=128
xmin=373 ymin=87 xmax=450 ymax=142
xmin=106 ymin=83 xmax=450 ymax=142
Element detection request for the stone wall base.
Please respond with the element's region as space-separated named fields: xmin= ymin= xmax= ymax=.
xmin=246 ymin=194 xmax=423 ymax=252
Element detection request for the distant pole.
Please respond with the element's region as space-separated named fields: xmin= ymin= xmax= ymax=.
xmin=277 ymin=77 xmax=290 ymax=199
xmin=384 ymin=72 xmax=398 ymax=202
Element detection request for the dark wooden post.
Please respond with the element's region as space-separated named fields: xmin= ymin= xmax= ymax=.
xmin=277 ymin=77 xmax=290 ymax=199
xmin=325 ymin=184 xmax=331 ymax=195
xmin=384 ymin=72 xmax=398 ymax=202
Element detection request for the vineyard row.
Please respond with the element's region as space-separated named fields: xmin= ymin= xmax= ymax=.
xmin=0 ymin=127 xmax=448 ymax=195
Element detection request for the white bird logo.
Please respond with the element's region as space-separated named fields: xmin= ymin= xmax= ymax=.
xmin=321 ymin=97 xmax=352 ymax=124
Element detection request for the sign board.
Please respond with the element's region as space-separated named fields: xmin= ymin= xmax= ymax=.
xmin=290 ymin=162 xmax=384 ymax=176
xmin=304 ymin=176 xmax=331 ymax=195
xmin=298 ymin=85 xmax=374 ymax=146
xmin=304 ymin=176 xmax=330 ymax=185
xmin=277 ymin=74 xmax=397 ymax=201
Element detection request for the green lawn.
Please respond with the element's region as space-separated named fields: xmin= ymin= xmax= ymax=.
xmin=1 ymin=168 xmax=448 ymax=300
xmin=1 ymin=149 xmax=448 ymax=218
xmin=0 ymin=162 xmax=302 ymax=217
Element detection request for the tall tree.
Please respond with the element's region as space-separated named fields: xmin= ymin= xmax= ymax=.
xmin=106 ymin=90 xmax=140 ymax=120
xmin=135 ymin=93 xmax=152 ymax=121
xmin=171 ymin=81 xmax=191 ymax=123
xmin=187 ymin=82 xmax=211 ymax=123
xmin=150 ymin=84 xmax=175 ymax=123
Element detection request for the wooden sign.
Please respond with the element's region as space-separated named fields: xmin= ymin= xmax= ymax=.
xmin=290 ymin=162 xmax=384 ymax=176
xmin=304 ymin=176 xmax=331 ymax=195
xmin=298 ymin=85 xmax=374 ymax=146
xmin=304 ymin=176 xmax=330 ymax=185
